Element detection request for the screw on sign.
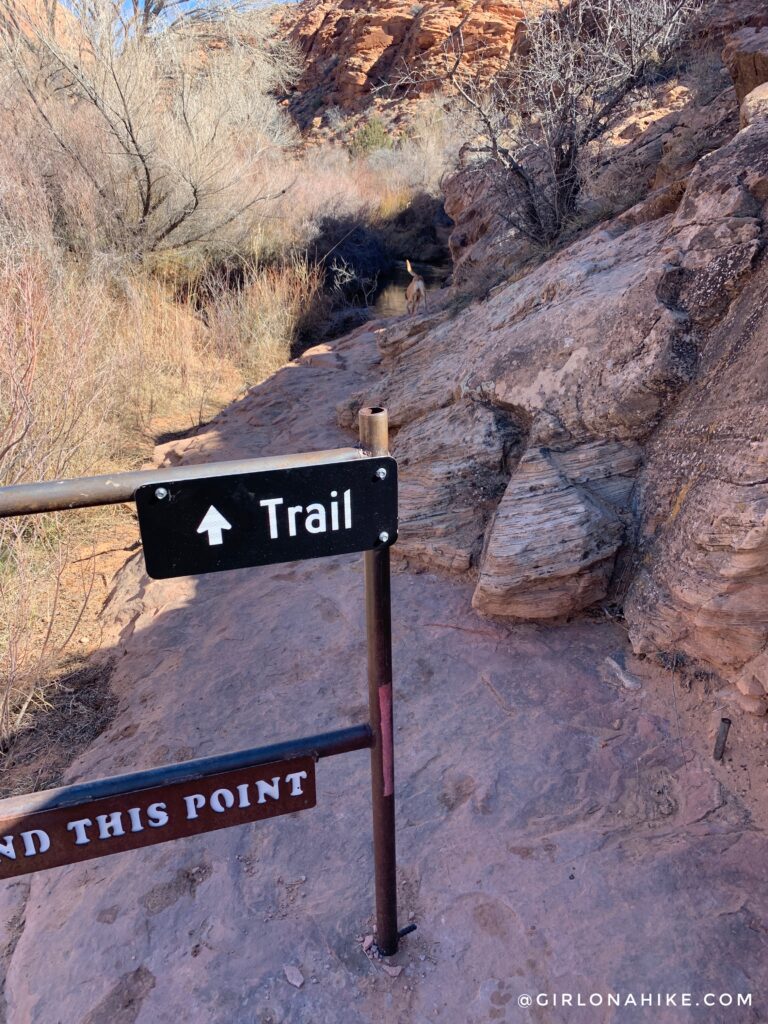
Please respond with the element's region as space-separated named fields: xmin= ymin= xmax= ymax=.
xmin=0 ymin=407 xmax=406 ymax=957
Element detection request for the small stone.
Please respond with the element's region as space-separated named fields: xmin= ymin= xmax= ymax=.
xmin=735 ymin=692 xmax=768 ymax=717
xmin=734 ymin=652 xmax=768 ymax=696
xmin=283 ymin=965 xmax=304 ymax=989
xmin=362 ymin=935 xmax=375 ymax=952
xmin=612 ymin=719 xmax=623 ymax=730
xmin=381 ymin=964 xmax=403 ymax=978
xmin=601 ymin=656 xmax=642 ymax=692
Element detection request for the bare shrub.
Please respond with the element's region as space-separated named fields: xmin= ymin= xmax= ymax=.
xmin=0 ymin=0 xmax=300 ymax=258
xmin=399 ymin=0 xmax=702 ymax=244
xmin=324 ymin=104 xmax=346 ymax=132
xmin=361 ymin=98 xmax=463 ymax=217
xmin=0 ymin=245 xmax=291 ymax=737
xmin=0 ymin=3 xmax=463 ymax=745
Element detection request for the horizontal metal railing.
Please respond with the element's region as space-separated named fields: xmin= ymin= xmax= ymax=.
xmin=0 ymin=725 xmax=373 ymax=818
xmin=0 ymin=447 xmax=364 ymax=518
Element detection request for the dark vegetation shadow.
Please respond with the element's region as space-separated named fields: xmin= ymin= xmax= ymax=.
xmin=0 ymin=659 xmax=119 ymax=798
xmin=295 ymin=192 xmax=453 ymax=356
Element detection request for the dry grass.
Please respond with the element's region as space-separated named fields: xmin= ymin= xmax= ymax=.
xmin=206 ymin=257 xmax=327 ymax=383
xmin=255 ymin=97 xmax=463 ymax=257
xmin=0 ymin=246 xmax=321 ymax=746
xmin=0 ymin=79 xmax=461 ymax=752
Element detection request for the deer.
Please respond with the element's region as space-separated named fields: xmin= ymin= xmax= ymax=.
xmin=405 ymin=260 xmax=427 ymax=316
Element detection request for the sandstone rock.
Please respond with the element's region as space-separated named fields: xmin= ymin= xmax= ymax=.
xmin=624 ymin=125 xmax=768 ymax=680
xmin=392 ymin=400 xmax=522 ymax=573
xmin=473 ymin=442 xmax=640 ymax=618
xmin=0 ymin=0 xmax=77 ymax=45
xmin=280 ymin=0 xmax=536 ymax=116
xmin=284 ymin=965 xmax=305 ymax=988
xmin=651 ymin=85 xmax=738 ymax=189
xmin=600 ymin=656 xmax=643 ymax=692
xmin=300 ymin=342 xmax=346 ymax=369
xmin=735 ymin=651 xmax=768 ymax=696
xmin=724 ymin=26 xmax=768 ymax=104
xmin=707 ymin=0 xmax=768 ymax=38
xmin=741 ymin=81 xmax=768 ymax=126
xmin=381 ymin=964 xmax=403 ymax=978
xmin=340 ymin=116 xmax=768 ymax=676
xmin=736 ymin=672 xmax=766 ymax=698
xmin=735 ymin=692 xmax=768 ymax=716
xmin=443 ymin=164 xmax=515 ymax=287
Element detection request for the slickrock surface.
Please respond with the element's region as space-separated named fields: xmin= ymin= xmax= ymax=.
xmin=1 ymin=326 xmax=767 ymax=1022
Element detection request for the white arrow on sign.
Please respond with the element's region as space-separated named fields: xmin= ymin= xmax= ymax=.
xmin=197 ymin=506 xmax=232 ymax=547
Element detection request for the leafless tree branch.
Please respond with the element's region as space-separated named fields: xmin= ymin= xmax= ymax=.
xmin=396 ymin=0 xmax=702 ymax=244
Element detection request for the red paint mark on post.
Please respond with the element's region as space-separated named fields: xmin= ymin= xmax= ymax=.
xmin=379 ymin=685 xmax=394 ymax=797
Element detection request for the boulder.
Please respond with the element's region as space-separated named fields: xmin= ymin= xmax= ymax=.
xmin=735 ymin=651 xmax=768 ymax=696
xmin=392 ymin=400 xmax=522 ymax=573
xmin=723 ymin=25 xmax=768 ymax=104
xmin=741 ymin=81 xmax=768 ymax=125
xmin=473 ymin=442 xmax=640 ymax=618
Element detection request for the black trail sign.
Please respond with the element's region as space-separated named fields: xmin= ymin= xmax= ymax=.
xmin=136 ymin=456 xmax=398 ymax=580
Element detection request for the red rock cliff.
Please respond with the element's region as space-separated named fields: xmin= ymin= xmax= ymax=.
xmin=281 ymin=0 xmax=534 ymax=111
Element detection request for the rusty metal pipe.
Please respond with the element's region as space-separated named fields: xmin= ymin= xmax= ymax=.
xmin=359 ymin=407 xmax=399 ymax=956
xmin=0 ymin=725 xmax=373 ymax=818
xmin=0 ymin=448 xmax=363 ymax=518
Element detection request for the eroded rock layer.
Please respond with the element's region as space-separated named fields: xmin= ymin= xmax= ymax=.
xmin=339 ymin=114 xmax=768 ymax=687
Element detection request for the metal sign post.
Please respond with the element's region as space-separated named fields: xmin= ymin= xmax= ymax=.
xmin=0 ymin=407 xmax=404 ymax=955
xmin=360 ymin=409 xmax=399 ymax=956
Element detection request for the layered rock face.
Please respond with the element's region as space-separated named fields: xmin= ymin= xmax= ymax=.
xmin=625 ymin=252 xmax=768 ymax=696
xmin=281 ymin=0 xmax=533 ymax=112
xmin=339 ymin=113 xmax=768 ymax=690
xmin=724 ymin=25 xmax=768 ymax=103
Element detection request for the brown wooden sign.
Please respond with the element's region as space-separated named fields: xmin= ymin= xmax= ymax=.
xmin=0 ymin=757 xmax=315 ymax=880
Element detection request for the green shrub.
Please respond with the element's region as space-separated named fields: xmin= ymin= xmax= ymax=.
xmin=349 ymin=116 xmax=393 ymax=158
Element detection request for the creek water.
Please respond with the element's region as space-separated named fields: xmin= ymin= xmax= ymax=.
xmin=373 ymin=259 xmax=451 ymax=318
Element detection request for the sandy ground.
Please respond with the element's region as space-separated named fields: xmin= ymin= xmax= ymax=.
xmin=0 ymin=324 xmax=766 ymax=1023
